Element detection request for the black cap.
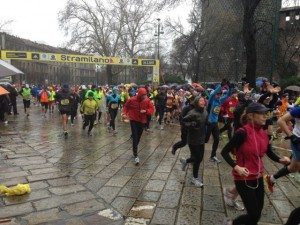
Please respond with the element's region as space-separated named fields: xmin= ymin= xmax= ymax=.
xmin=246 ymin=102 xmax=269 ymax=114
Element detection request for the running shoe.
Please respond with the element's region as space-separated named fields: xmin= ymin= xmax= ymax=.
xmin=134 ymin=157 xmax=140 ymax=165
xmin=107 ymin=126 xmax=112 ymax=133
xmin=232 ymin=201 xmax=244 ymax=211
xmin=265 ymin=175 xmax=274 ymax=193
xmin=180 ymin=158 xmax=187 ymax=171
xmin=64 ymin=131 xmax=68 ymax=138
xmin=191 ymin=177 xmax=203 ymax=187
xmin=210 ymin=156 xmax=222 ymax=163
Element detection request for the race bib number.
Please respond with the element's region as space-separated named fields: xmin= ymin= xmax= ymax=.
xmin=213 ymin=106 xmax=220 ymax=114
xmin=111 ymin=103 xmax=118 ymax=109
xmin=229 ymin=107 xmax=235 ymax=113
xmin=61 ymin=99 xmax=70 ymax=106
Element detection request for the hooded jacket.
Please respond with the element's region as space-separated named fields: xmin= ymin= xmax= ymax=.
xmin=182 ymin=96 xmax=207 ymax=145
xmin=123 ymin=88 xmax=154 ymax=124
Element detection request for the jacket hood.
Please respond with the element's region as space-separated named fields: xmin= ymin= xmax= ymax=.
xmin=112 ymin=86 xmax=118 ymax=95
xmin=137 ymin=88 xmax=147 ymax=100
xmin=192 ymin=96 xmax=204 ymax=109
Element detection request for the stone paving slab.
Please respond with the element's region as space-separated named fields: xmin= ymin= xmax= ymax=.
xmin=0 ymin=104 xmax=299 ymax=224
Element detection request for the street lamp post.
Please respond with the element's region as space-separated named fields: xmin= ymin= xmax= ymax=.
xmin=234 ymin=58 xmax=239 ymax=82
xmin=154 ymin=18 xmax=164 ymax=59
xmin=95 ymin=65 xmax=102 ymax=85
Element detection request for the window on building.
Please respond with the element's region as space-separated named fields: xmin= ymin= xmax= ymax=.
xmin=286 ymin=12 xmax=291 ymax=21
xmin=296 ymin=11 xmax=300 ymax=20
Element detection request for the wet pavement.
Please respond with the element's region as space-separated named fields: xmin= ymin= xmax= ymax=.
xmin=0 ymin=104 xmax=299 ymax=225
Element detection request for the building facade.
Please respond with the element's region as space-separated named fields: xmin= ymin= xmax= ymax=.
xmin=279 ymin=6 xmax=300 ymax=78
xmin=0 ymin=32 xmax=102 ymax=85
xmin=200 ymin=0 xmax=282 ymax=82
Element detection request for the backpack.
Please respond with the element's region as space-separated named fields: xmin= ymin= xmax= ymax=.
xmin=40 ymin=91 xmax=49 ymax=103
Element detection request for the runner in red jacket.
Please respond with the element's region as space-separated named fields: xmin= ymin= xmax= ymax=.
xmin=123 ymin=88 xmax=154 ymax=165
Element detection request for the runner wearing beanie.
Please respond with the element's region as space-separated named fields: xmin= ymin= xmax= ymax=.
xmin=123 ymin=87 xmax=154 ymax=165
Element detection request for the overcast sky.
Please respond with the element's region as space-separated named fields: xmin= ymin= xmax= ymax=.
xmin=0 ymin=0 xmax=191 ymax=48
xmin=0 ymin=0 xmax=298 ymax=48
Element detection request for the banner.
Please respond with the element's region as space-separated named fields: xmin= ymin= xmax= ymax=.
xmin=0 ymin=50 xmax=158 ymax=67
xmin=0 ymin=50 xmax=160 ymax=83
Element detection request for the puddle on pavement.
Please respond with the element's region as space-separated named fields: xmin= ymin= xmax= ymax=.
xmin=98 ymin=208 xmax=123 ymax=220
xmin=128 ymin=202 xmax=156 ymax=221
xmin=125 ymin=217 xmax=150 ymax=225
xmin=130 ymin=204 xmax=155 ymax=211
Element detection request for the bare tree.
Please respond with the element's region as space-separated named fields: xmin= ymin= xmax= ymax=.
xmin=59 ymin=0 xmax=162 ymax=84
xmin=0 ymin=20 xmax=13 ymax=32
xmin=168 ymin=0 xmax=238 ymax=82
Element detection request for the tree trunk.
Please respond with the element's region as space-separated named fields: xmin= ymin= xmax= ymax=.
xmin=106 ymin=65 xmax=113 ymax=85
xmin=242 ymin=0 xmax=261 ymax=88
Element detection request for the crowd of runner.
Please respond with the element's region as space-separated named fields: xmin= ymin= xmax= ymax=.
xmin=0 ymin=78 xmax=299 ymax=225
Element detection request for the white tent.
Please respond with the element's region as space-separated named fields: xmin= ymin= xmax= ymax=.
xmin=0 ymin=59 xmax=24 ymax=78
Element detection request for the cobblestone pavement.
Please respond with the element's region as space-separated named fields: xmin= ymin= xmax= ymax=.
xmin=0 ymin=105 xmax=299 ymax=225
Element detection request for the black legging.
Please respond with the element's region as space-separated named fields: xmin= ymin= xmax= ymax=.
xmin=83 ymin=114 xmax=95 ymax=132
xmin=156 ymin=107 xmax=165 ymax=125
xmin=285 ymin=207 xmax=300 ymax=225
xmin=186 ymin=144 xmax=204 ymax=178
xmin=173 ymin=126 xmax=188 ymax=150
xmin=145 ymin=115 xmax=151 ymax=129
xmin=233 ymin=177 xmax=264 ymax=225
xmin=109 ymin=108 xmax=118 ymax=130
xmin=205 ymin=122 xmax=220 ymax=158
xmin=130 ymin=120 xmax=144 ymax=157
xmin=70 ymin=110 xmax=77 ymax=124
